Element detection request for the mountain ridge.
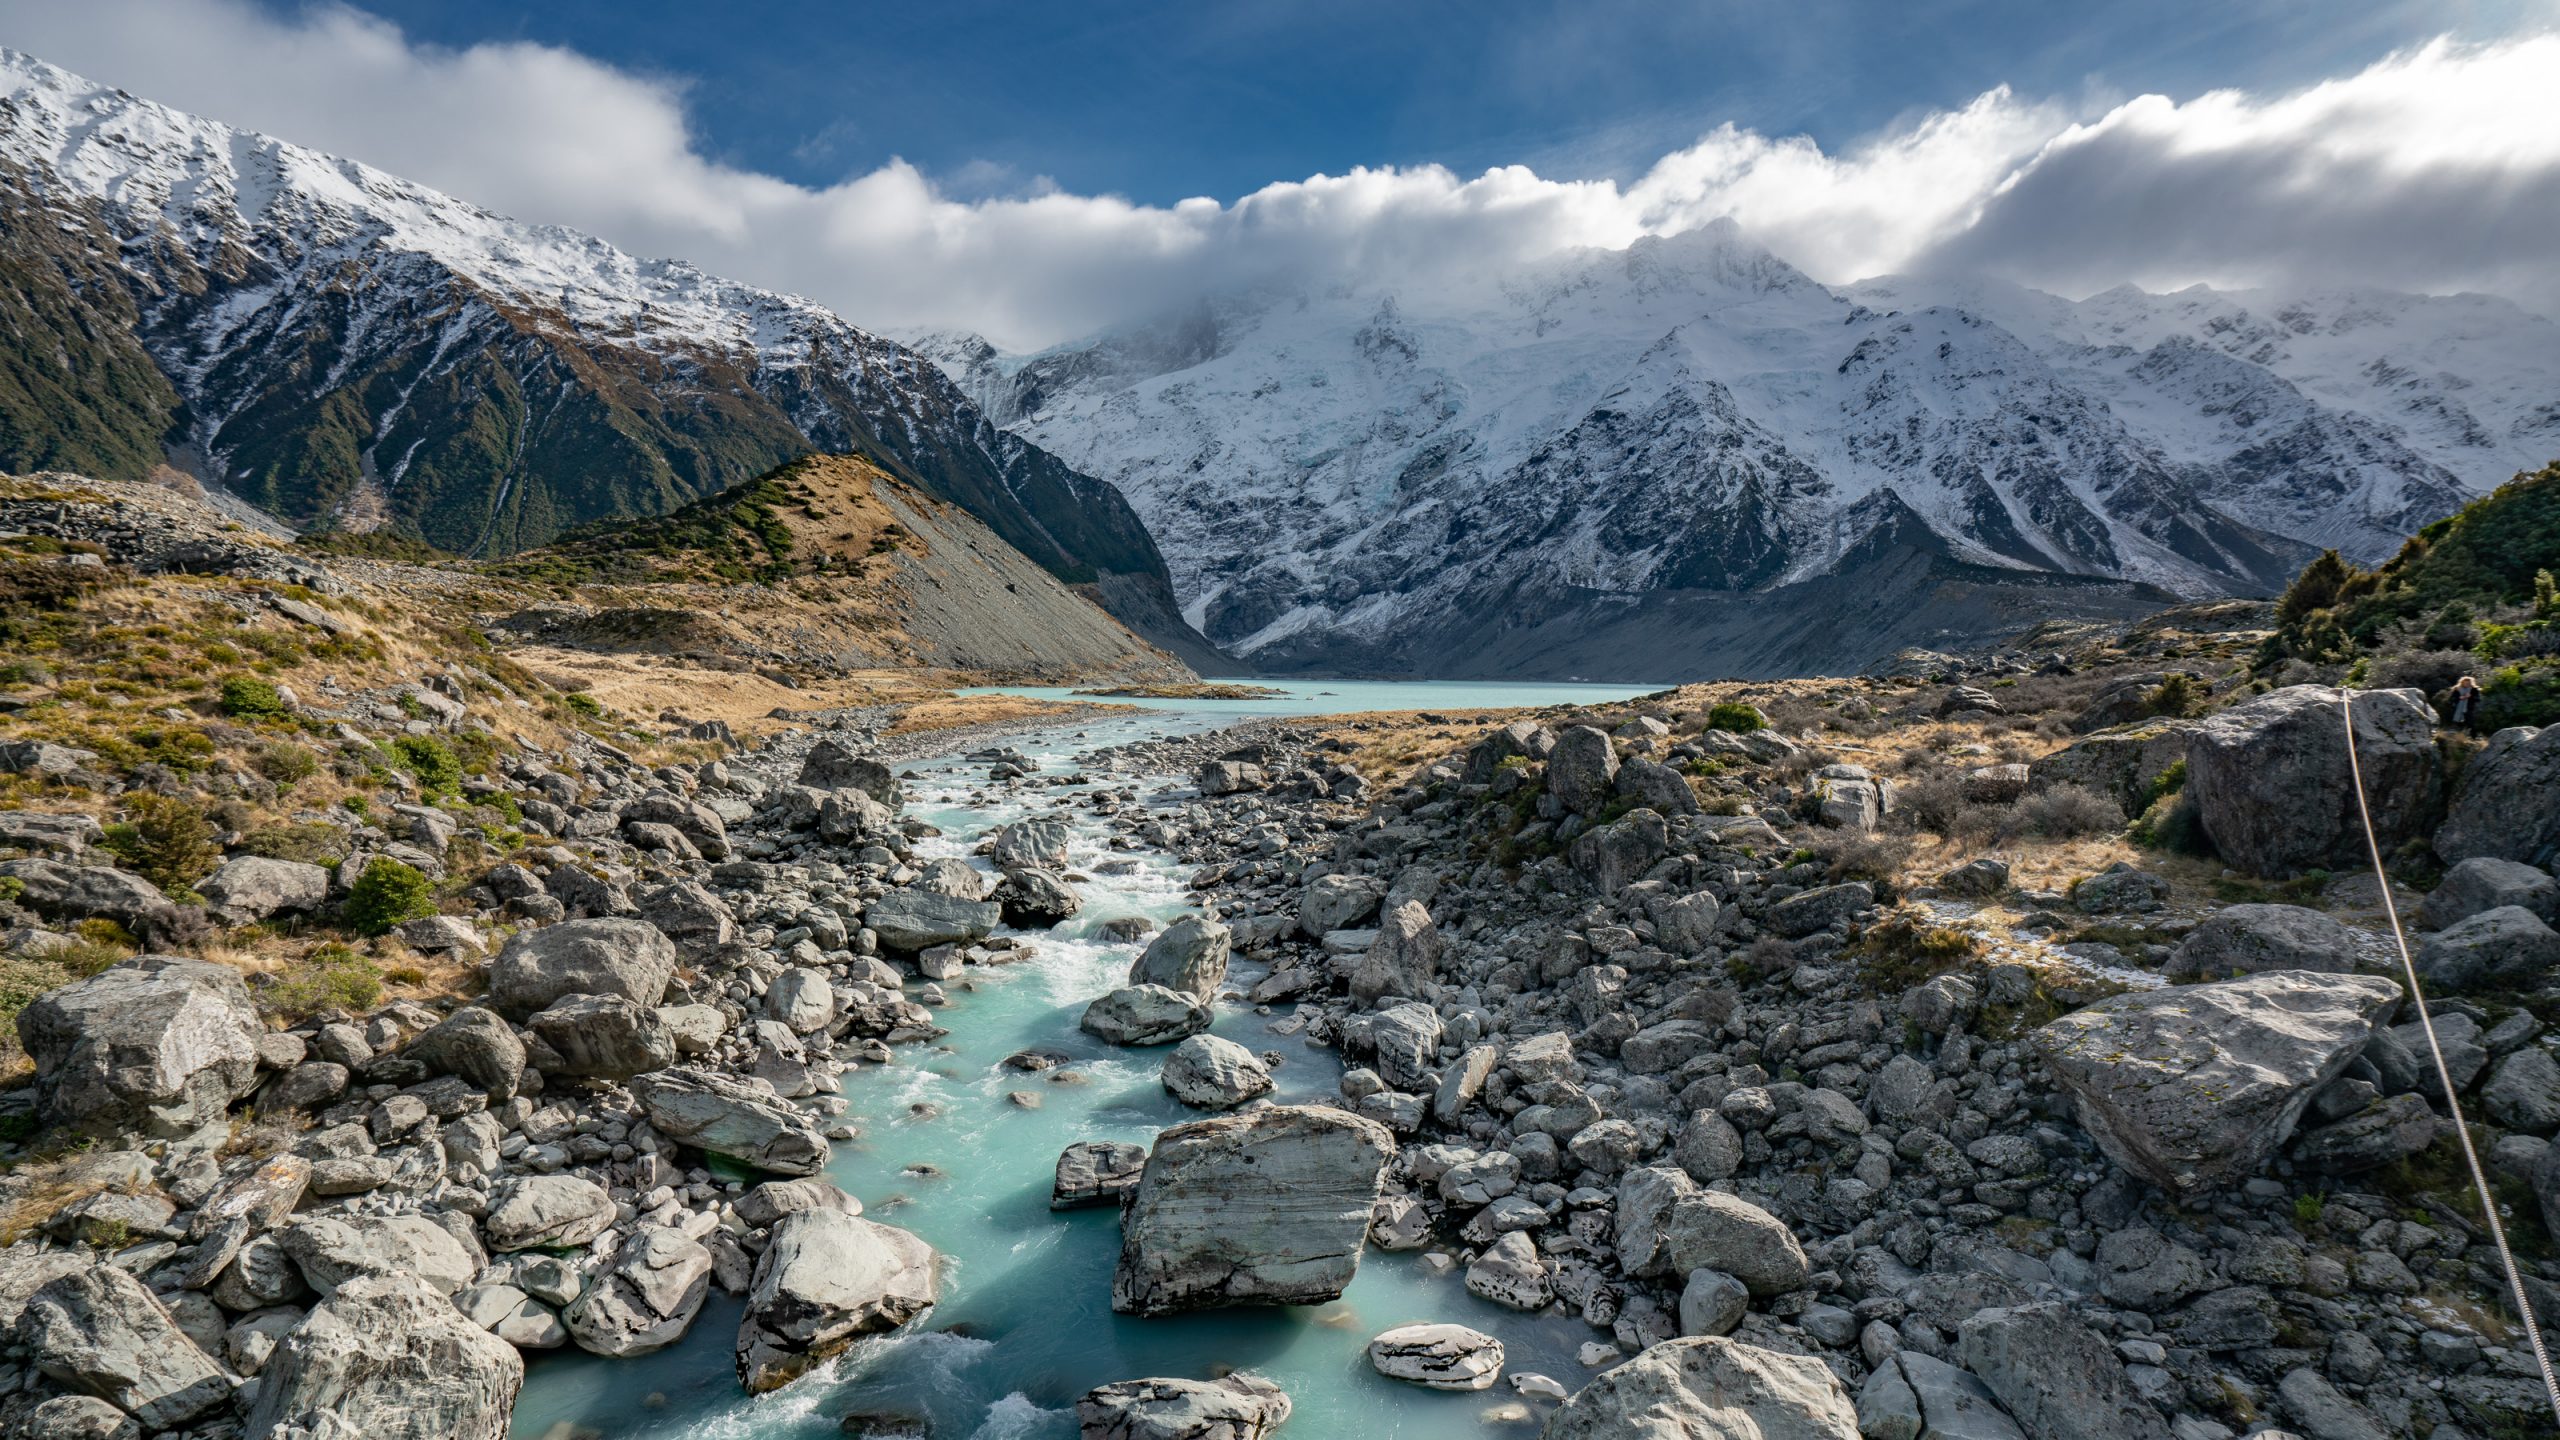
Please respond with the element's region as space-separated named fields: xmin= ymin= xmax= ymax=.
xmin=0 ymin=49 xmax=1224 ymax=671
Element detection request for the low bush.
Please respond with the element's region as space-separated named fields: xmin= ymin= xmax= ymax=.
xmin=1704 ymin=701 xmax=1766 ymax=733
xmin=2008 ymin=784 xmax=2122 ymax=840
xmin=99 ymin=792 xmax=220 ymax=892
xmin=217 ymin=675 xmax=287 ymax=718
xmin=342 ymin=858 xmax=436 ymax=937
xmin=252 ymin=741 xmax=320 ymax=787
xmin=258 ymin=943 xmax=383 ymax=1018
xmin=387 ymin=735 xmax=462 ymax=797
xmin=238 ymin=821 xmax=354 ymax=867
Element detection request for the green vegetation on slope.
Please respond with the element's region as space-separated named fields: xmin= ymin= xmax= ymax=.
xmin=2263 ymin=459 xmax=2560 ymax=727
xmin=0 ymin=187 xmax=181 ymax=480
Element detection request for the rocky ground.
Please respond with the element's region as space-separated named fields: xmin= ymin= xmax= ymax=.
xmin=1 ymin=470 xmax=2557 ymax=1440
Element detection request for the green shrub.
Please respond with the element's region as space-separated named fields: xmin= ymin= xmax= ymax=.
xmin=387 ymin=736 xmax=462 ymax=797
xmin=259 ymin=943 xmax=383 ymax=1017
xmin=253 ymin=742 xmax=319 ymax=787
xmin=1704 ymin=702 xmax=1766 ymax=733
xmin=2481 ymin=661 xmax=2560 ymax=729
xmin=341 ymin=859 xmax=435 ymax=936
xmin=561 ymin=692 xmax=604 ymax=719
xmin=2129 ymin=786 xmax=2212 ymax=855
xmin=218 ymin=675 xmax=287 ymax=718
xmin=238 ymin=822 xmax=354 ymax=867
xmin=99 ymin=792 xmax=220 ymax=892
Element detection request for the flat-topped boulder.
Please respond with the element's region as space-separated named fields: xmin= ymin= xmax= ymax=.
xmin=2034 ymin=971 xmax=2401 ymax=1196
xmin=199 ymin=854 xmax=330 ymax=923
xmin=1112 ymin=1104 xmax=1395 ymax=1315
xmin=736 ymin=1209 xmax=938 ymax=1392
xmin=1081 ymin=984 xmax=1212 ymax=1046
xmin=1077 ymin=1374 xmax=1292 ymax=1440
xmin=1368 ymin=1322 xmax=1505 ymax=1391
xmin=486 ymin=916 xmax=678 ymax=1019
xmin=1542 ymin=1336 xmax=1859 ymax=1440
xmin=866 ymin=888 xmax=1001 ymax=951
xmin=17 ymin=955 xmax=262 ymax=1137
xmin=1053 ymin=1140 xmax=1149 ymax=1209
xmin=0 ymin=858 xmax=166 ymax=926
xmin=632 ymin=1068 xmax=832 ymax=1176
xmin=2164 ymin=903 xmax=2356 ymax=980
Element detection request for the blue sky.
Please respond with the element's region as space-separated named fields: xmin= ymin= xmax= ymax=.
xmin=303 ymin=0 xmax=2533 ymax=204
xmin=6 ymin=0 xmax=2557 ymax=344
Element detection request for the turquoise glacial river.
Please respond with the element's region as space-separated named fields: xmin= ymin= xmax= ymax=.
xmin=511 ymin=680 xmax=1663 ymax=1439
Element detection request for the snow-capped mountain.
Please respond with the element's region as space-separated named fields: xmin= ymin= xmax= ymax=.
xmin=0 ymin=51 xmax=1216 ymax=667
xmin=923 ymin=224 xmax=2558 ymax=676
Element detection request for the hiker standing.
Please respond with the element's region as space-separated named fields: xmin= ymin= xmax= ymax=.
xmin=2445 ymin=674 xmax=2483 ymax=732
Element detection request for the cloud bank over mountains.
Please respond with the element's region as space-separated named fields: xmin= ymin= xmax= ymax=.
xmin=5 ymin=0 xmax=2555 ymax=348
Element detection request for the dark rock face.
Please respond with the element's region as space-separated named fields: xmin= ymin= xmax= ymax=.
xmin=2185 ymin=685 xmax=2440 ymax=877
xmin=2436 ymin=723 xmax=2560 ymax=868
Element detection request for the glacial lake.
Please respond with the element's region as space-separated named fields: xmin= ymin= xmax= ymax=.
xmin=511 ymin=681 xmax=1666 ymax=1440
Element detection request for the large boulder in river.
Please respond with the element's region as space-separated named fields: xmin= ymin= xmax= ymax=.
xmin=865 ymin=888 xmax=1000 ymax=951
xmin=1080 ymin=984 xmax=1212 ymax=1046
xmin=1112 ymin=1104 xmax=1395 ymax=1315
xmin=2033 ymin=971 xmax=2401 ymax=1196
xmin=1076 ymin=1374 xmax=1293 ymax=1440
xmin=1542 ymin=1336 xmax=1859 ymax=1440
xmin=1128 ymin=915 xmax=1231 ymax=998
xmin=632 ymin=1068 xmax=831 ymax=1175
xmin=995 ymin=867 xmax=1081 ymax=927
xmin=736 ymin=1209 xmax=938 ymax=1393
xmin=486 ymin=917 xmax=678 ymax=1019
xmin=17 ymin=955 xmax=262 ymax=1137
xmin=2185 ymin=685 xmax=2441 ymax=877
xmin=1161 ymin=1033 xmax=1273 ymax=1109
xmin=2436 ymin=723 xmax=2560 ymax=867
xmin=1367 ymin=1322 xmax=1505 ymax=1391
xmin=244 ymin=1270 xmax=523 ymax=1440
xmin=2163 ymin=903 xmax=2355 ymax=980
xmin=990 ymin=817 xmax=1071 ymax=870
xmin=17 ymin=1263 xmax=230 ymax=1429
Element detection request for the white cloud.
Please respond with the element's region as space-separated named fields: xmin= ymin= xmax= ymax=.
xmin=1 ymin=1 xmax=2554 ymax=347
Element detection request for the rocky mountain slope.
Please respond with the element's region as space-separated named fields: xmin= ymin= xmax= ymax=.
xmin=0 ymin=51 xmax=1222 ymax=671
xmin=922 ymin=226 xmax=2559 ymax=678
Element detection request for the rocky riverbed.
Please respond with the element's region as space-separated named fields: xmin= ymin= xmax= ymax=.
xmin=3 ymin=667 xmax=2559 ymax=1440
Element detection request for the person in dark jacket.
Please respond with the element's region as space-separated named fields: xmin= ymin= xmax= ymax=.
xmin=2445 ymin=674 xmax=2483 ymax=731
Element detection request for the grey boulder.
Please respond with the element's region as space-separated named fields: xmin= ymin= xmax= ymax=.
xmin=2423 ymin=856 xmax=2559 ymax=929
xmin=2164 ymin=904 xmax=2355 ymax=980
xmin=2033 ymin=971 xmax=2400 ymax=1196
xmin=1352 ymin=900 xmax=1441 ymax=1003
xmin=486 ymin=917 xmax=678 ymax=1019
xmin=244 ymin=1271 xmax=523 ymax=1440
xmin=1957 ymin=1303 xmax=2169 ymax=1440
xmin=1160 ymin=1034 xmax=1274 ymax=1110
xmin=17 ymin=955 xmax=262 ymax=1137
xmin=1081 ymin=985 xmax=1212 ymax=1046
xmin=632 ymin=1068 xmax=832 ymax=1176
xmin=1614 ymin=1165 xmax=1808 ymax=1295
xmin=865 ymin=888 xmax=1000 ymax=951
xmin=1112 ymin=1104 xmax=1395 ymax=1315
xmin=565 ymin=1226 xmax=712 ymax=1357
xmin=199 ymin=855 xmax=331 ymax=923
xmin=2185 ymin=685 xmax=2440 ymax=877
xmin=1076 ymin=1374 xmax=1292 ymax=1440
xmin=404 ymin=1006 xmax=527 ymax=1098
xmin=18 ymin=1263 xmax=229 ymax=1429
xmin=1053 ymin=1140 xmax=1149 ymax=1210
xmin=0 ymin=858 xmax=166 ymax=925
xmin=2436 ymin=723 xmax=2560 ymax=866
xmin=1298 ymin=873 xmax=1386 ymax=937
xmin=1542 ymin=1336 xmax=1860 ymax=1440
xmin=1545 ymin=726 xmax=1618 ymax=817
xmin=990 ymin=817 xmax=1071 ymax=870
xmin=484 ymin=1175 xmax=618 ymax=1252
xmin=1856 ymin=1350 xmax=2027 ymax=1440
xmin=1367 ymin=1322 xmax=1504 ymax=1390
xmin=2414 ymin=905 xmax=2560 ymax=992
xmin=1128 ymin=915 xmax=1232 ymax=999
xmin=528 ymin=993 xmax=676 ymax=1080
xmin=736 ymin=1209 xmax=938 ymax=1393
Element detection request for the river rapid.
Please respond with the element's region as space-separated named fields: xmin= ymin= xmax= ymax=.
xmin=511 ymin=681 xmax=1661 ymax=1440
